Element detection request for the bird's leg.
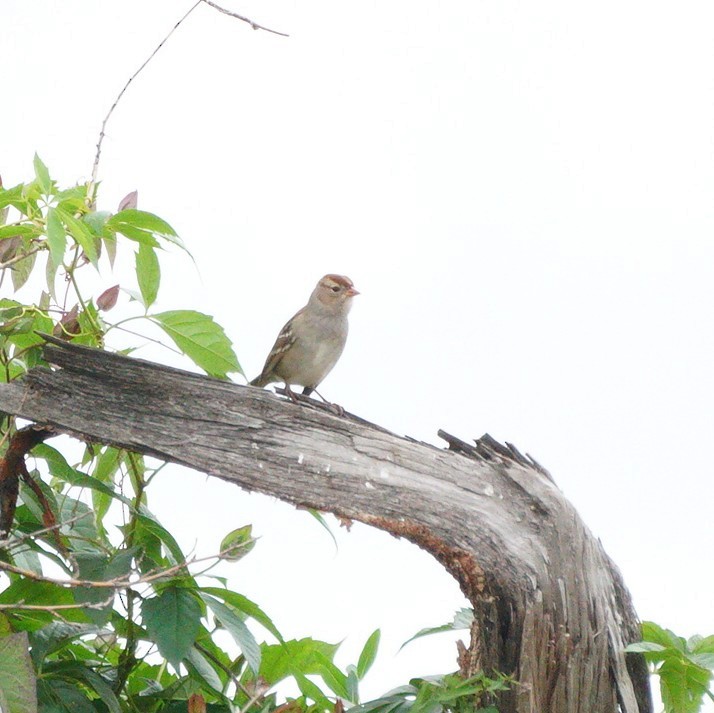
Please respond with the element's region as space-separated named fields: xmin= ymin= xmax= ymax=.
xmin=284 ymin=384 xmax=300 ymax=403
xmin=305 ymin=387 xmax=344 ymax=416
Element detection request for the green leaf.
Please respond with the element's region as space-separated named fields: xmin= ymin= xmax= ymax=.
xmin=142 ymin=587 xmax=202 ymax=670
xmin=135 ymin=243 xmax=160 ymax=309
xmin=347 ymin=666 xmax=361 ymax=703
xmin=625 ymin=641 xmax=666 ymax=655
xmin=42 ymin=661 xmax=121 ymax=713
xmin=294 ymin=672 xmax=333 ymax=709
xmin=108 ymin=209 xmax=185 ymax=249
xmin=689 ymin=652 xmax=714 ymax=669
xmin=90 ymin=446 xmax=122 ymax=524
xmin=0 ymin=225 xmax=41 ymax=240
xmin=5 ymin=310 xmax=53 ymax=354
xmin=107 ymin=221 xmax=160 ymax=247
xmin=0 ymin=297 xmax=23 ymax=310
xmin=0 ymin=183 xmax=25 ymax=212
xmin=55 ymin=206 xmax=97 ymax=265
xmin=28 ymin=622 xmax=95 ymax=668
xmin=199 ymin=587 xmax=283 ymax=643
xmin=34 ymin=443 xmax=132 ymax=510
xmin=184 ymin=646 xmax=226 ymax=695
xmin=82 ymin=210 xmax=111 ymax=237
xmin=400 ymin=609 xmax=473 ymax=651
xmin=136 ymin=511 xmax=186 ymax=565
xmin=313 ymin=652 xmax=350 ymax=699
xmin=33 ymin=153 xmax=51 ymax=195
xmin=46 ymin=249 xmax=59 ymax=302
xmin=10 ymin=245 xmax=37 ymax=292
xmin=71 ymin=553 xmax=118 ymax=626
xmin=641 ymin=621 xmax=686 ymax=651
xmin=37 ymin=679 xmax=96 ymax=713
xmin=452 ymin=608 xmax=475 ymax=629
xmin=350 ymin=688 xmax=416 ymax=713
xmin=259 ymin=638 xmax=340 ymax=686
xmin=201 ymin=594 xmax=261 ymax=673
xmin=57 ymin=495 xmax=101 ymax=554
xmin=307 ymin=509 xmax=338 ymax=551
xmin=691 ymin=635 xmax=714 ymax=655
xmin=659 ymin=655 xmax=711 ymax=713
xmin=0 ymin=632 xmax=37 ymax=713
xmin=151 ymin=310 xmax=241 ymax=378
xmin=103 ymin=234 xmax=117 ymax=266
xmin=219 ymin=524 xmax=256 ymax=562
xmin=357 ymin=629 xmax=381 ymax=679
xmin=0 ymin=580 xmax=88 ymax=630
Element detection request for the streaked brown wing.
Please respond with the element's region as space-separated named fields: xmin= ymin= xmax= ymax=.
xmin=258 ymin=311 xmax=300 ymax=380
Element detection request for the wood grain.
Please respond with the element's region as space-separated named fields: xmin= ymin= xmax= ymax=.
xmin=0 ymin=337 xmax=652 ymax=713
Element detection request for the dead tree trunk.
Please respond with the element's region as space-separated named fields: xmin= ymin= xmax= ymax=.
xmin=0 ymin=338 xmax=651 ymax=713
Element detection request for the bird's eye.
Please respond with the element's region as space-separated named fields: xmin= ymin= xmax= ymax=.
xmin=331 ymin=285 xmax=340 ymax=292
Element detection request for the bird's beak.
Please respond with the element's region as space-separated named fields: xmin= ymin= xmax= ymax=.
xmin=347 ymin=287 xmax=360 ymax=297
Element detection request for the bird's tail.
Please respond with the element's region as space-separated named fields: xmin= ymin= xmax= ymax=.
xmin=250 ymin=373 xmax=271 ymax=387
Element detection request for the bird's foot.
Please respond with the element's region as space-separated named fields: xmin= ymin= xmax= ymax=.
xmin=306 ymin=388 xmax=344 ymax=416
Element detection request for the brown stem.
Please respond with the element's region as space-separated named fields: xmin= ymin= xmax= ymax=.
xmin=0 ymin=425 xmax=54 ymax=537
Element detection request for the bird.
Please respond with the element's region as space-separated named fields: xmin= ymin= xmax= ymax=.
xmin=250 ymin=274 xmax=359 ymax=403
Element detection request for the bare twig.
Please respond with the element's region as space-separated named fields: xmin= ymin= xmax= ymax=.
xmin=89 ymin=1 xmax=202 ymax=200
xmin=0 ymin=595 xmax=114 ymax=612
xmin=88 ymin=0 xmax=288 ymax=202
xmin=201 ymin=0 xmax=289 ymax=36
xmin=0 ymin=512 xmax=92 ymax=549
xmin=0 ymin=245 xmax=45 ymax=270
xmin=0 ymin=542 xmax=242 ymax=590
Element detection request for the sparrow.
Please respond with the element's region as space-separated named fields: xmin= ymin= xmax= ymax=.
xmin=250 ymin=274 xmax=359 ymax=402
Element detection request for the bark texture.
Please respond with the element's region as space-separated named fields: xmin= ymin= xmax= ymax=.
xmin=0 ymin=338 xmax=652 ymax=713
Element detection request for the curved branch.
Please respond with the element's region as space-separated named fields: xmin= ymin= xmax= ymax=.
xmin=0 ymin=337 xmax=652 ymax=713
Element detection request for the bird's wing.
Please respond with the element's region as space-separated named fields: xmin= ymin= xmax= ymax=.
xmin=256 ymin=308 xmax=303 ymax=381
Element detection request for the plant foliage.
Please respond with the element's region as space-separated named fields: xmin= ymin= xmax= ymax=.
xmin=626 ymin=622 xmax=714 ymax=713
xmin=0 ymin=162 xmax=508 ymax=713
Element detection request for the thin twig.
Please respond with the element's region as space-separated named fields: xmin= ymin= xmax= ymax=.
xmin=0 ymin=554 xmax=187 ymax=589
xmin=0 ymin=245 xmax=45 ymax=270
xmin=104 ymin=320 xmax=184 ymax=356
xmin=0 ymin=542 xmax=242 ymax=590
xmin=0 ymin=511 xmax=92 ymax=550
xmin=201 ymin=0 xmax=289 ymax=36
xmin=88 ymin=0 xmax=287 ymax=202
xmin=0 ymin=595 xmax=114 ymax=612
xmin=88 ymin=1 xmax=202 ymax=201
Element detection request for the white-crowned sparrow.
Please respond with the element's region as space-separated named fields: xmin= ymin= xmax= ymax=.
xmin=250 ymin=274 xmax=359 ymax=401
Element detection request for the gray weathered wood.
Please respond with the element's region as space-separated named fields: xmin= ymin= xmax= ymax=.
xmin=0 ymin=338 xmax=652 ymax=713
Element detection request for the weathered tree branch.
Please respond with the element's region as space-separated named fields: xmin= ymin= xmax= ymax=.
xmin=0 ymin=337 xmax=652 ymax=713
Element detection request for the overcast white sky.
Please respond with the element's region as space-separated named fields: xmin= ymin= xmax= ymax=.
xmin=4 ymin=0 xmax=714 ymax=707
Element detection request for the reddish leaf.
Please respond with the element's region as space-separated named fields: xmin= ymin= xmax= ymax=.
xmin=188 ymin=694 xmax=206 ymax=713
xmin=0 ymin=235 xmax=21 ymax=263
xmin=53 ymin=305 xmax=80 ymax=339
xmin=97 ymin=284 xmax=120 ymax=311
xmin=118 ymin=190 xmax=138 ymax=211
